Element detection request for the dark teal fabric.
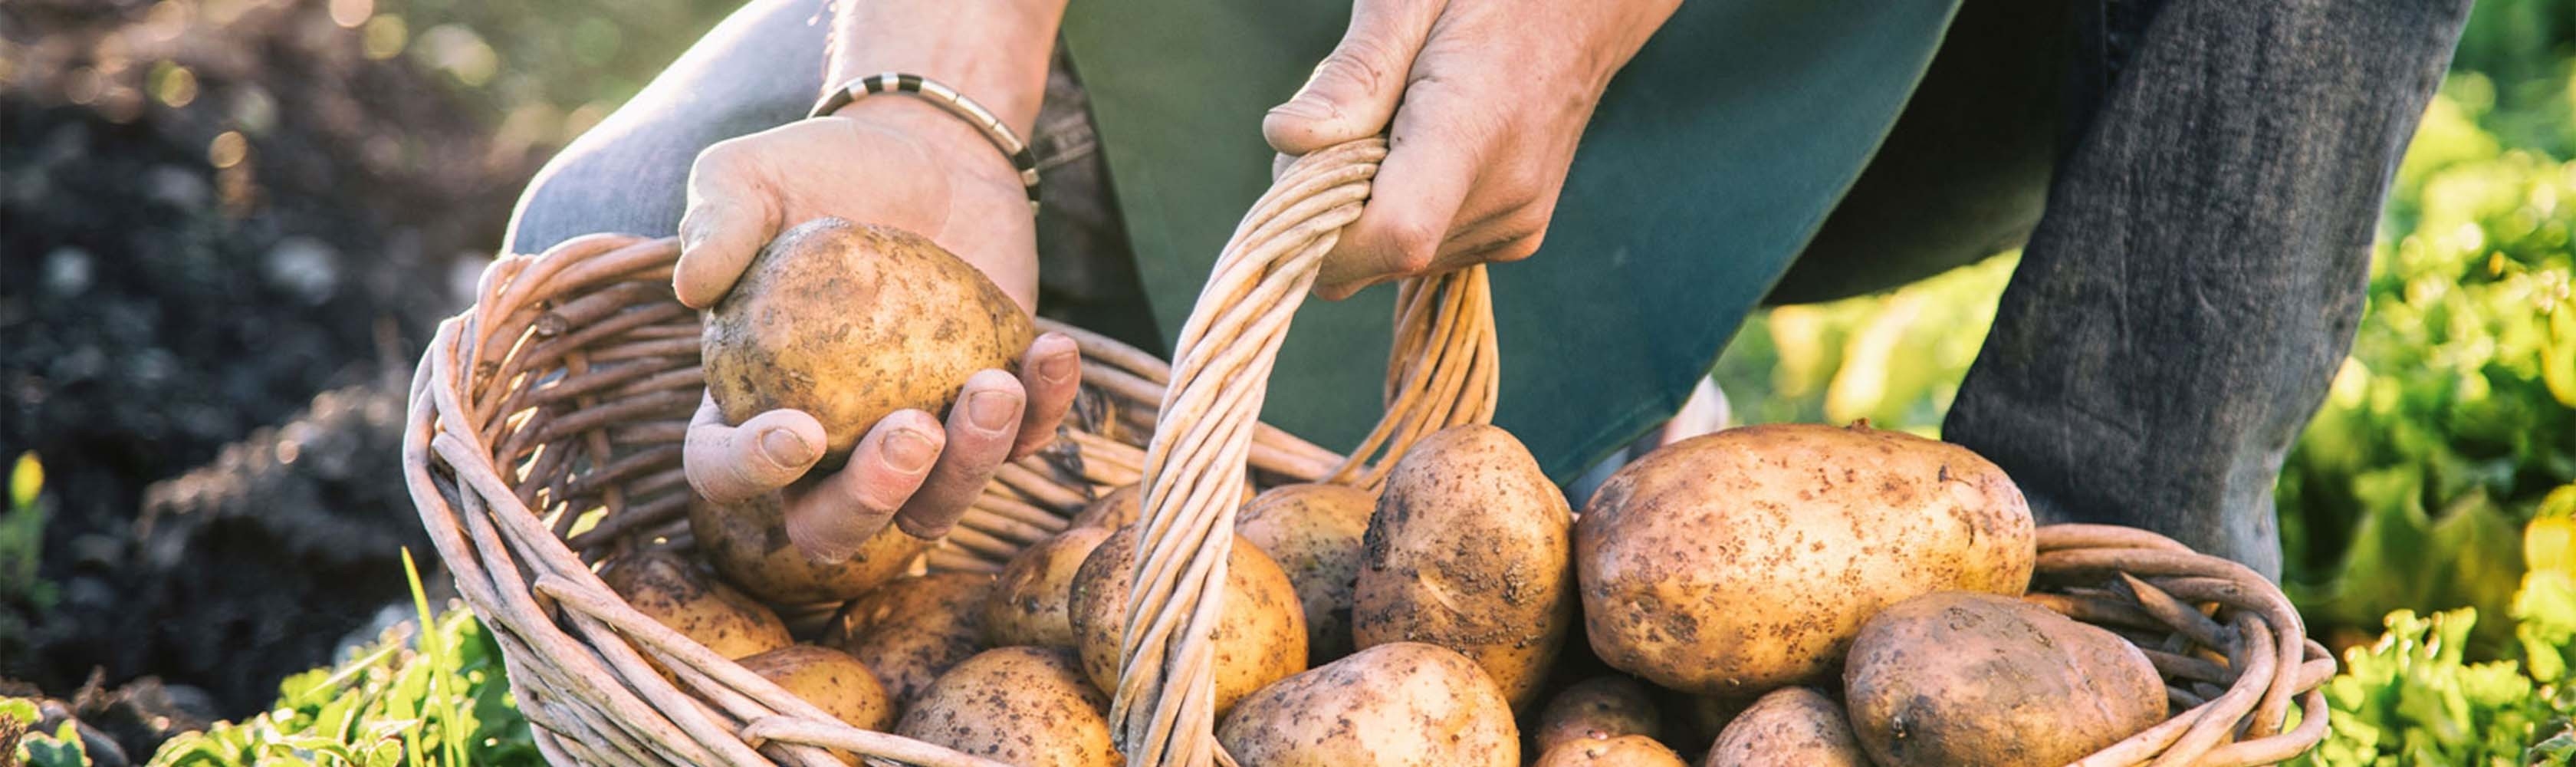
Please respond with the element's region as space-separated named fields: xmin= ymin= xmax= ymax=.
xmin=1063 ymin=1 xmax=1961 ymax=481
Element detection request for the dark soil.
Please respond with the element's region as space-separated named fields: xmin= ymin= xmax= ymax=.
xmin=1 ymin=0 xmax=553 ymax=723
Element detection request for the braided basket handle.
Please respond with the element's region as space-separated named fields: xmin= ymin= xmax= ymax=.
xmin=1107 ymin=139 xmax=1498 ymax=765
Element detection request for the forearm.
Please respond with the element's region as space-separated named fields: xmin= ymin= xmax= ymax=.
xmin=824 ymin=0 xmax=1067 ymax=137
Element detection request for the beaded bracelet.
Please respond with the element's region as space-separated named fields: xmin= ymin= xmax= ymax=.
xmin=810 ymin=72 xmax=1041 ymax=214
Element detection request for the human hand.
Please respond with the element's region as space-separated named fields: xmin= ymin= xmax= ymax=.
xmin=1264 ymin=0 xmax=1680 ymax=299
xmin=675 ymin=100 xmax=1080 ymax=561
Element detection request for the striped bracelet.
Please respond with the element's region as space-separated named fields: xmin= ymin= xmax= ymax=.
xmin=810 ymin=72 xmax=1041 ymax=214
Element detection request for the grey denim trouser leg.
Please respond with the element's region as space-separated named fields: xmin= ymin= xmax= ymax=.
xmin=1944 ymin=0 xmax=2472 ymax=579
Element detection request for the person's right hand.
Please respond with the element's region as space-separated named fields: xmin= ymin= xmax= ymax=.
xmin=675 ymin=97 xmax=1080 ymax=563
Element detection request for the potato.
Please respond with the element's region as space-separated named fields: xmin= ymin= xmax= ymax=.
xmin=702 ymin=217 xmax=1033 ymax=469
xmin=1217 ymin=642 xmax=1517 ymax=767
xmin=597 ymin=550 xmax=792 ymax=662
xmin=1577 ymin=423 xmax=2035 ymax=695
xmin=1069 ymin=525 xmax=1305 ymax=718
xmin=895 ymin=647 xmax=1119 ymax=767
xmin=823 ymin=572 xmax=993 ymax=713
xmin=1235 ymin=482 xmax=1376 ymax=662
xmin=1534 ymin=736 xmax=1688 ymax=767
xmin=737 ymin=644 xmax=896 ymax=732
xmin=1703 ymin=687 xmax=1868 ymax=767
xmin=983 ymin=526 xmax=1113 ymax=648
xmin=1843 ymin=591 xmax=2166 ymax=767
xmin=1069 ymin=483 xmax=1140 ymax=530
xmin=688 ymin=490 xmax=928 ymax=604
xmin=1355 ymin=424 xmax=1576 ymax=709
xmin=1533 ymin=676 xmax=1664 ymax=754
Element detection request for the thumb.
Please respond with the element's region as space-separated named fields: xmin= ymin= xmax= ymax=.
xmin=1263 ymin=0 xmax=1444 ymax=156
xmin=675 ymin=139 xmax=783 ymax=309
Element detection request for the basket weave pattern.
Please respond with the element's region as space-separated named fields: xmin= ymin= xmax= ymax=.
xmin=406 ymin=141 xmax=2331 ymax=766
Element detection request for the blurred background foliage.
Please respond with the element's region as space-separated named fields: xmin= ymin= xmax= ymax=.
xmin=1713 ymin=0 xmax=2576 ymax=656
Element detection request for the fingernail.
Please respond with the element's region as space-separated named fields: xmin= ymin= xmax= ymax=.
xmin=1039 ymin=347 xmax=1078 ymax=384
xmin=968 ymin=390 xmax=1017 ymax=431
xmin=885 ymin=430 xmax=937 ymax=473
xmin=760 ymin=428 xmax=811 ymax=467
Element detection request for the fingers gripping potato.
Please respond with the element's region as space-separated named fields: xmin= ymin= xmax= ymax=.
xmin=701 ymin=218 xmax=1033 ymax=470
xmin=687 ymin=489 xmax=929 ymax=604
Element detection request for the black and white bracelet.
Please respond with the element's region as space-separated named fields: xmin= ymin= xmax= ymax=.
xmin=810 ymin=72 xmax=1042 ymax=214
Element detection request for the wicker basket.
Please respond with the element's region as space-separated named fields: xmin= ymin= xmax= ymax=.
xmin=404 ymin=140 xmax=2331 ymax=766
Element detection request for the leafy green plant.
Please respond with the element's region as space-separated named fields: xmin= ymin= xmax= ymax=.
xmin=143 ymin=551 xmax=536 ymax=766
xmin=2275 ymin=66 xmax=2576 ymax=648
xmin=2292 ymin=495 xmax=2576 ymax=766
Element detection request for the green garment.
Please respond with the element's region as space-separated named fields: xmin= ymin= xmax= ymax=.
xmin=1061 ymin=2 xmax=1962 ymax=482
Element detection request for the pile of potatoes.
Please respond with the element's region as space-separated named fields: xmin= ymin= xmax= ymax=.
xmin=622 ymin=220 xmax=2175 ymax=765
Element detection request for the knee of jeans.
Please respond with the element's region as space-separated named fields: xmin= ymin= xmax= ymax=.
xmin=502 ymin=137 xmax=690 ymax=254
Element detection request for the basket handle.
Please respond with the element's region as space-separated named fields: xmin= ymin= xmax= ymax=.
xmin=1106 ymin=138 xmax=1499 ymax=766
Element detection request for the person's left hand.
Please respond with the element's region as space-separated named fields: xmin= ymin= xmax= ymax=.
xmin=1263 ymin=0 xmax=1681 ymax=299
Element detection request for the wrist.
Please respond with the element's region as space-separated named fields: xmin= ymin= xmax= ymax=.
xmin=825 ymin=0 xmax=1065 ymax=136
xmin=827 ymin=97 xmax=1031 ymax=202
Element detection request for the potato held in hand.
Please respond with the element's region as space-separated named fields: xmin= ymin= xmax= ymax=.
xmin=1843 ymin=591 xmax=2167 ymax=767
xmin=1218 ymin=642 xmax=1519 ymax=767
xmin=1356 ymin=424 xmax=1576 ymax=710
xmin=701 ymin=217 xmax=1034 ymax=469
xmin=1578 ymin=423 xmax=2036 ymax=696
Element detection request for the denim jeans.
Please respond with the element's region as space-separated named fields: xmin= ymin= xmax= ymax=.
xmin=505 ymin=0 xmax=2472 ymax=578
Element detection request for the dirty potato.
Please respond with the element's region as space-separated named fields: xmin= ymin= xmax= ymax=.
xmin=1533 ymin=676 xmax=1665 ymax=754
xmin=1843 ymin=591 xmax=2166 ymax=767
xmin=1217 ymin=642 xmax=1518 ymax=767
xmin=1533 ymin=736 xmax=1688 ymax=767
xmin=1704 ymin=687 xmax=1868 ymax=767
xmin=1068 ymin=525 xmax=1305 ymax=718
xmin=982 ymin=526 xmax=1114 ymax=649
xmin=688 ymin=490 xmax=928 ymax=604
xmin=1235 ymin=482 xmax=1377 ymax=663
xmin=737 ymin=644 xmax=896 ymax=732
xmin=822 ymin=571 xmax=994 ymax=713
xmin=895 ymin=646 xmax=1121 ymax=767
xmin=702 ymin=217 xmax=1033 ymax=469
xmin=1355 ymin=424 xmax=1576 ymax=710
xmin=1578 ymin=423 xmax=2036 ymax=696
xmin=1069 ymin=483 xmax=1140 ymax=530
xmin=598 ymin=550 xmax=792 ymax=663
